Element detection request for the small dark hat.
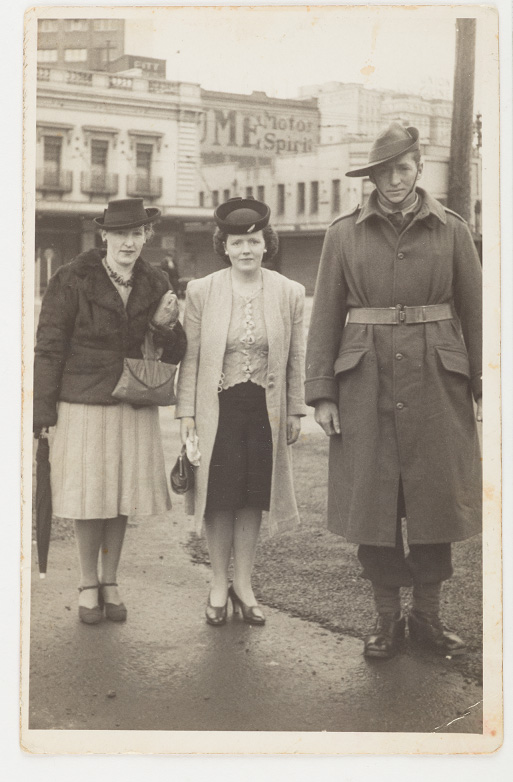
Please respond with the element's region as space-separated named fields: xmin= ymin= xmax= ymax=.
xmin=214 ymin=197 xmax=270 ymax=234
xmin=346 ymin=123 xmax=420 ymax=177
xmin=94 ymin=198 xmax=161 ymax=229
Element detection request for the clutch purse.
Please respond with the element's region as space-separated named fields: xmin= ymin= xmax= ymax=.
xmin=170 ymin=445 xmax=195 ymax=494
xmin=112 ymin=332 xmax=177 ymax=407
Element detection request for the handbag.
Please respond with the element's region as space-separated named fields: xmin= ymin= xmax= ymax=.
xmin=112 ymin=332 xmax=177 ymax=406
xmin=170 ymin=445 xmax=195 ymax=494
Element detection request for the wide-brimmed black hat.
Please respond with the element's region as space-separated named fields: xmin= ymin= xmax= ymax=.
xmin=94 ymin=198 xmax=161 ymax=229
xmin=214 ymin=197 xmax=270 ymax=234
xmin=346 ymin=123 xmax=420 ymax=177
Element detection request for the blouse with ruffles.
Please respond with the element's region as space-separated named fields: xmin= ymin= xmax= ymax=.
xmin=219 ymin=287 xmax=268 ymax=392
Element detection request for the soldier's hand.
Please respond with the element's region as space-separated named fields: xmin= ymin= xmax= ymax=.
xmin=287 ymin=415 xmax=301 ymax=445
xmin=475 ymin=397 xmax=483 ymax=422
xmin=314 ymin=400 xmax=341 ymax=437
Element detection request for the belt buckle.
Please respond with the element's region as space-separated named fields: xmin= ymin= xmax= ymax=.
xmin=394 ymin=304 xmax=406 ymax=324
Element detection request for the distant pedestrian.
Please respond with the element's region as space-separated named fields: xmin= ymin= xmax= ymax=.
xmin=33 ymin=198 xmax=186 ymax=625
xmin=305 ymin=124 xmax=482 ymax=659
xmin=161 ymin=252 xmax=180 ymax=293
xmin=176 ymin=197 xmax=306 ymax=626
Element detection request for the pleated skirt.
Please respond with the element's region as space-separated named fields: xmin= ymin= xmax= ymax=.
xmin=50 ymin=401 xmax=171 ymax=520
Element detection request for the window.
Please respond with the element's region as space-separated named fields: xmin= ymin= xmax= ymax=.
xmin=212 ymin=190 xmax=219 ymax=207
xmin=93 ymin=19 xmax=118 ymax=31
xmin=39 ymin=20 xmax=59 ymax=33
xmin=310 ymin=181 xmax=319 ymax=214
xmin=91 ymin=140 xmax=108 ymax=185
xmin=257 ymin=185 xmax=265 ymax=202
xmin=332 ymin=179 xmax=340 ymax=213
xmin=37 ymin=49 xmax=58 ymax=63
xmin=223 ymin=188 xmax=230 ymax=202
xmin=297 ymin=182 xmax=305 ymax=215
xmin=199 ymin=191 xmax=205 ymax=207
xmin=43 ymin=136 xmax=62 ymax=186
xmin=245 ymin=186 xmax=253 ymax=199
xmin=277 ymin=184 xmax=285 ymax=216
xmin=65 ymin=19 xmax=89 ymax=32
xmin=136 ymin=143 xmax=152 ymax=183
xmin=64 ymin=49 xmax=88 ymax=63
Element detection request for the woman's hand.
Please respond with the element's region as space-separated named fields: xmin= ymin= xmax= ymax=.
xmin=153 ymin=290 xmax=179 ymax=328
xmin=287 ymin=415 xmax=301 ymax=445
xmin=476 ymin=397 xmax=483 ymax=422
xmin=180 ymin=417 xmax=196 ymax=445
xmin=314 ymin=400 xmax=341 ymax=436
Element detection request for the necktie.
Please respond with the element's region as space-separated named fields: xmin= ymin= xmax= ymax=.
xmin=388 ymin=212 xmax=405 ymax=232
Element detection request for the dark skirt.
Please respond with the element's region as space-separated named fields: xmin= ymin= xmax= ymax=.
xmin=205 ymin=382 xmax=273 ymax=514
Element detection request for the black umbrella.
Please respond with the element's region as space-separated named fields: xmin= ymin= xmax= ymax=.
xmin=35 ymin=435 xmax=52 ymax=578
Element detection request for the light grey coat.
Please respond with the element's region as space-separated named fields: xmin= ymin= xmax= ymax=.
xmin=176 ymin=267 xmax=307 ymax=535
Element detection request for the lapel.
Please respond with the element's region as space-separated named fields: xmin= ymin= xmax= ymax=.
xmin=126 ymin=257 xmax=164 ymax=320
xmin=81 ymin=251 xmax=126 ymax=316
xmin=201 ymin=268 xmax=233 ymax=372
xmin=262 ymin=269 xmax=282 ymax=372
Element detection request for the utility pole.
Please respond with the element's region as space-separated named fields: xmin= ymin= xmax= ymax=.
xmin=447 ymin=18 xmax=476 ymax=222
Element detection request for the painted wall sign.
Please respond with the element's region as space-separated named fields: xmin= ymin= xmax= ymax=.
xmin=200 ymin=106 xmax=319 ymax=157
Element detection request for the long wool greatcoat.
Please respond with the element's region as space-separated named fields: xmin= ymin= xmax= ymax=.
xmin=305 ymin=188 xmax=482 ymax=546
xmin=175 ymin=267 xmax=307 ymax=536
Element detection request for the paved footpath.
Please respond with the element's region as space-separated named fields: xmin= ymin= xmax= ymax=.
xmin=27 ymin=409 xmax=483 ymax=735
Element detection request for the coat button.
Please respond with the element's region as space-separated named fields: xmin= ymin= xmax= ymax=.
xmin=396 ymin=402 xmax=404 ymax=410
xmin=397 ymin=252 xmax=405 ymax=260
xmin=395 ymin=353 xmax=403 ymax=360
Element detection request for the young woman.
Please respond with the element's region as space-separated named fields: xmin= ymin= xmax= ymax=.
xmin=34 ymin=198 xmax=186 ymax=624
xmin=176 ymin=197 xmax=306 ymax=626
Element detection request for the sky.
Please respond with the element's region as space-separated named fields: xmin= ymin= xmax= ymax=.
xmin=124 ymin=5 xmax=490 ymax=109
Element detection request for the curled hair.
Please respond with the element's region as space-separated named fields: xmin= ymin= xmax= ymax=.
xmin=213 ymin=224 xmax=279 ymax=265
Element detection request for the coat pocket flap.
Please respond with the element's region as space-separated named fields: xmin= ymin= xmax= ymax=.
xmin=334 ymin=348 xmax=368 ymax=376
xmin=435 ymin=347 xmax=471 ymax=378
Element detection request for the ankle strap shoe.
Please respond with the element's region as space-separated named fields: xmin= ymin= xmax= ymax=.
xmin=100 ymin=582 xmax=127 ymax=622
xmin=78 ymin=584 xmax=103 ymax=625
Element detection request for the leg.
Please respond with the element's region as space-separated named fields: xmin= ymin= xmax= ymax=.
xmin=100 ymin=515 xmax=128 ymax=606
xmin=232 ymin=506 xmax=263 ymax=606
xmin=74 ymin=519 xmax=103 ymax=608
xmin=204 ymin=510 xmax=235 ymax=606
xmin=359 ymin=481 xmax=408 ymax=658
xmin=407 ymin=543 xmax=465 ymax=654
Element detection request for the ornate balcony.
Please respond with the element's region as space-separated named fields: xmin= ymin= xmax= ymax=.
xmin=81 ymin=172 xmax=119 ymax=196
xmin=36 ymin=169 xmax=73 ymax=193
xmin=126 ymin=175 xmax=163 ymax=198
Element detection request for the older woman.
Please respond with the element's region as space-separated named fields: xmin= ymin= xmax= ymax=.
xmin=176 ymin=197 xmax=306 ymax=626
xmin=33 ymin=198 xmax=186 ymax=624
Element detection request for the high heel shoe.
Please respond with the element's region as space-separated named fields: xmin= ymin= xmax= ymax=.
xmin=100 ymin=582 xmax=127 ymax=622
xmin=78 ymin=584 xmax=103 ymax=625
xmin=228 ymin=585 xmax=266 ymax=625
xmin=205 ymin=594 xmax=228 ymax=626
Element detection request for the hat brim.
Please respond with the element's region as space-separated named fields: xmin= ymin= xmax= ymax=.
xmin=346 ymin=131 xmax=420 ymax=177
xmin=93 ymin=207 xmax=161 ymax=229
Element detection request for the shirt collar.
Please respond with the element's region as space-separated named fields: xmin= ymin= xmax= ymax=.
xmin=355 ymin=187 xmax=447 ymax=227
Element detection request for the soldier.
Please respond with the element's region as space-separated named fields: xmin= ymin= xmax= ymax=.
xmin=305 ymin=123 xmax=482 ymax=659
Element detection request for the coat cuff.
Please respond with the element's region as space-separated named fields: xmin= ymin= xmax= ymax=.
xmin=287 ymin=395 xmax=308 ymax=417
xmin=304 ymin=377 xmax=338 ymax=407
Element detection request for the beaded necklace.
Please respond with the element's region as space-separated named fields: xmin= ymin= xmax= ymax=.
xmin=103 ymin=257 xmax=135 ymax=288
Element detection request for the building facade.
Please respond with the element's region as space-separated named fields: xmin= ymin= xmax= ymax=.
xmin=35 ymin=63 xmax=210 ymax=299
xmin=37 ymin=17 xmax=125 ymax=71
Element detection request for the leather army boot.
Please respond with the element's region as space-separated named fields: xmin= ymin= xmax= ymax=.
xmin=363 ymin=612 xmax=406 ymax=659
xmin=408 ymin=610 xmax=467 ymax=655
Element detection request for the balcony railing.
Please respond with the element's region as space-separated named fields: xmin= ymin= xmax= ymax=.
xmin=126 ymin=175 xmax=163 ymax=198
xmin=81 ymin=172 xmax=119 ymax=196
xmin=36 ymin=169 xmax=73 ymax=193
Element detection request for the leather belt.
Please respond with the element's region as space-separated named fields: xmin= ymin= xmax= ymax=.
xmin=346 ymin=303 xmax=454 ymax=325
